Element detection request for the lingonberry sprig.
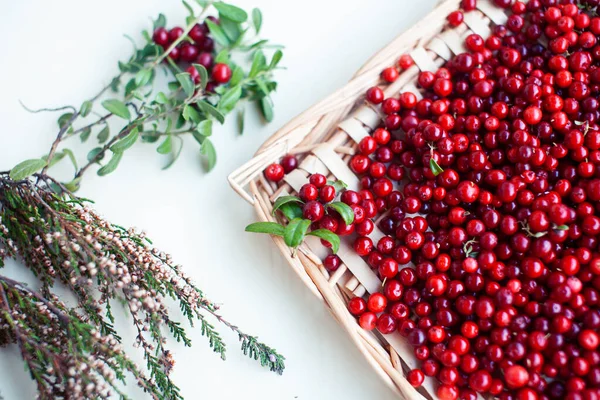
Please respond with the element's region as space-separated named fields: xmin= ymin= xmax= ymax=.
xmin=11 ymin=1 xmax=282 ymax=190
xmin=247 ymin=165 xmax=354 ymax=256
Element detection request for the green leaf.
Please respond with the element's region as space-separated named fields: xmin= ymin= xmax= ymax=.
xmin=283 ymin=218 xmax=311 ymax=248
xmin=97 ymin=152 xmax=123 ymax=176
xmin=532 ymin=231 xmax=548 ymax=238
xmin=430 ymin=158 xmax=443 ymax=176
xmin=58 ymin=112 xmax=74 ymax=129
xmin=192 ymin=64 xmax=209 ymax=89
xmin=155 ymin=92 xmax=169 ymax=104
xmin=269 ymin=49 xmax=283 ymax=69
xmin=157 ymin=135 xmax=172 ymax=154
xmin=206 ymin=20 xmax=230 ymax=46
xmin=97 ymin=125 xmax=110 ymax=143
xmin=197 ymin=119 xmax=213 ymax=137
xmin=201 ymin=138 xmax=217 ymax=171
xmin=279 ymin=202 xmax=303 ymax=221
xmin=43 ymin=151 xmax=66 ymax=168
xmin=237 ymin=108 xmax=245 ymax=135
xmin=255 ymin=78 xmax=270 ymax=96
xmin=176 ymin=73 xmax=195 ymax=97
xmin=555 ymin=224 xmax=569 ymax=230
xmin=308 ymin=229 xmax=340 ymax=254
xmin=135 ymin=69 xmax=153 ymax=87
xmin=272 ymin=196 xmax=303 ymax=216
xmin=154 ymin=13 xmax=167 ymax=29
xmin=10 ymin=159 xmax=47 ymax=180
xmin=80 ymin=101 xmax=92 ymax=117
xmin=215 ymin=49 xmax=230 ymax=64
xmin=110 ymin=127 xmax=139 ymax=153
xmin=328 ymin=202 xmax=354 ymax=225
xmin=101 ymin=99 xmax=131 ymax=120
xmin=218 ymin=85 xmax=242 ymax=114
xmin=249 ymin=50 xmax=267 ymax=78
xmin=182 ymin=0 xmax=195 ymax=18
xmin=80 ymin=127 xmax=92 ymax=142
xmin=87 ymin=147 xmax=104 ymax=162
xmin=252 ymin=8 xmax=262 ymax=33
xmin=260 ymin=97 xmax=274 ymax=122
xmin=219 ymin=16 xmax=242 ymax=42
xmin=168 ymin=81 xmax=180 ymax=92
xmin=230 ymin=66 xmax=244 ymax=86
xmin=62 ymin=148 xmax=78 ymax=170
xmin=214 ymin=2 xmax=248 ymax=22
xmin=196 ymin=100 xmax=225 ymax=124
xmin=183 ymin=104 xmax=202 ymax=123
xmin=245 ymin=222 xmax=285 ymax=237
xmin=329 ymin=180 xmax=348 ymax=193
xmin=163 ymin=136 xmax=184 ymax=170
xmin=63 ymin=178 xmax=82 ymax=192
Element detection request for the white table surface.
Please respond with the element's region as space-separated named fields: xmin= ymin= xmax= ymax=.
xmin=0 ymin=0 xmax=437 ymax=398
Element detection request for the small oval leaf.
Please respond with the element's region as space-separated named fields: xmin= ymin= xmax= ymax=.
xmin=272 ymin=196 xmax=303 ymax=216
xmin=97 ymin=152 xmax=123 ymax=176
xmin=245 ymin=222 xmax=285 ymax=237
xmin=101 ymin=99 xmax=131 ymax=120
xmin=283 ymin=218 xmax=311 ymax=248
xmin=214 ymin=2 xmax=248 ymax=22
xmin=157 ymin=135 xmax=172 ymax=154
xmin=327 ymin=202 xmax=355 ymax=225
xmin=308 ymin=229 xmax=340 ymax=254
xmin=10 ymin=159 xmax=47 ymax=180
xmin=430 ymin=158 xmax=444 ymax=176
xmin=110 ymin=127 xmax=139 ymax=153
xmin=176 ymin=73 xmax=195 ymax=97
xmin=201 ymin=138 xmax=217 ymax=171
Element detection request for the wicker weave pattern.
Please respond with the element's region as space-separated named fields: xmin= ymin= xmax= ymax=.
xmin=229 ymin=1 xmax=509 ymax=398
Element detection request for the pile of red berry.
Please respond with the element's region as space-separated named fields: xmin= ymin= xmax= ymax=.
xmin=265 ymin=1 xmax=600 ymax=399
xmin=152 ymin=18 xmax=232 ymax=92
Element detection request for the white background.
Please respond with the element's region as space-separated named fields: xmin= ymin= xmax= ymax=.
xmin=0 ymin=0 xmax=437 ymax=399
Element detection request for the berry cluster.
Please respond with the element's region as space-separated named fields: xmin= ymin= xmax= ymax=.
xmin=266 ymin=1 xmax=600 ymax=399
xmin=152 ymin=18 xmax=231 ymax=92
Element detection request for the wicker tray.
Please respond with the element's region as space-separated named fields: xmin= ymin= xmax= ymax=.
xmin=229 ymin=1 xmax=510 ymax=398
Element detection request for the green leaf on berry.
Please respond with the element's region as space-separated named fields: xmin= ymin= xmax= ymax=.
xmin=101 ymin=99 xmax=131 ymax=120
xmin=328 ymin=180 xmax=348 ymax=193
xmin=272 ymin=196 xmax=303 ymax=216
xmin=214 ymin=2 xmax=248 ymax=22
xmin=279 ymin=202 xmax=303 ymax=221
xmin=327 ymin=202 xmax=354 ymax=225
xmin=176 ymin=73 xmax=195 ymax=97
xmin=283 ymin=218 xmax=311 ymax=248
xmin=245 ymin=222 xmax=285 ymax=237
xmin=307 ymin=229 xmax=340 ymax=254
xmin=555 ymin=225 xmax=569 ymax=230
xmin=192 ymin=64 xmax=209 ymax=90
xmin=429 ymin=158 xmax=444 ymax=176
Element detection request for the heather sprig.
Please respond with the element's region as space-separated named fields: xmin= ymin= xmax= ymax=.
xmin=0 ymin=174 xmax=285 ymax=398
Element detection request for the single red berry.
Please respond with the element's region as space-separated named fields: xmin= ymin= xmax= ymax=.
xmin=180 ymin=43 xmax=199 ymax=62
xmin=504 ymin=365 xmax=529 ymax=389
xmin=302 ymin=201 xmax=324 ymax=222
xmin=264 ymin=164 xmax=284 ymax=182
xmin=366 ymin=87 xmax=384 ymax=104
xmin=168 ymin=27 xmax=184 ymax=42
xmin=152 ymin=27 xmax=169 ymax=46
xmin=348 ymin=297 xmax=366 ymax=315
xmin=320 ymin=185 xmax=336 ymax=203
xmin=309 ymin=173 xmax=327 ymax=188
xmin=281 ymin=154 xmax=298 ymax=173
xmin=212 ymin=63 xmax=232 ymax=83
xmin=382 ymin=67 xmax=399 ymax=83
xmin=299 ymin=184 xmax=319 ymax=201
xmin=447 ymin=11 xmax=464 ymax=27
xmin=407 ymin=369 xmax=425 ymax=387
xmin=323 ymin=254 xmax=342 ymax=272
